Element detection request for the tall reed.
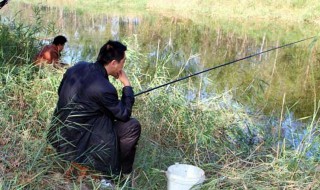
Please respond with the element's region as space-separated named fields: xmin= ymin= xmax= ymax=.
xmin=1 ymin=9 xmax=319 ymax=190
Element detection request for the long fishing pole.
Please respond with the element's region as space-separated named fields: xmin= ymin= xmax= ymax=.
xmin=134 ymin=36 xmax=316 ymax=97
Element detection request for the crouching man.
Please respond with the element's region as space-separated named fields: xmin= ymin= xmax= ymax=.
xmin=47 ymin=40 xmax=141 ymax=178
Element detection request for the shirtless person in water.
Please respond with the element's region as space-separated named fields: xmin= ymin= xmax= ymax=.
xmin=34 ymin=35 xmax=67 ymax=68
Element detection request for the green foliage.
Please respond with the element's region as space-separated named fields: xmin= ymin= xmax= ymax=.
xmin=0 ymin=6 xmax=59 ymax=67
xmin=0 ymin=3 xmax=320 ymax=190
xmin=1 ymin=36 xmax=320 ymax=190
xmin=16 ymin=0 xmax=149 ymax=15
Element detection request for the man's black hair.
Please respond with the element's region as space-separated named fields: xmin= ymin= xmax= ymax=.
xmin=0 ymin=0 xmax=9 ymax=9
xmin=97 ymin=40 xmax=127 ymax=65
xmin=53 ymin=35 xmax=67 ymax=45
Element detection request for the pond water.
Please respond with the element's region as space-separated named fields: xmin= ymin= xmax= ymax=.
xmin=2 ymin=2 xmax=319 ymax=121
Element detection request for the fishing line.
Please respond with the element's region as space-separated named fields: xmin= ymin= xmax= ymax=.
xmin=134 ymin=36 xmax=316 ymax=97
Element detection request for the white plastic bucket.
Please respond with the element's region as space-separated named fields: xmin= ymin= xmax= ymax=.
xmin=166 ymin=163 xmax=205 ymax=190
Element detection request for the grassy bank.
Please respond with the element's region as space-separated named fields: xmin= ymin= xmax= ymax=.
xmin=14 ymin=0 xmax=320 ymax=27
xmin=1 ymin=51 xmax=320 ymax=189
xmin=1 ymin=14 xmax=320 ymax=190
xmin=147 ymin=0 xmax=320 ymax=25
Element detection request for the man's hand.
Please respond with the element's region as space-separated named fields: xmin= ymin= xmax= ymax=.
xmin=117 ymin=70 xmax=131 ymax=87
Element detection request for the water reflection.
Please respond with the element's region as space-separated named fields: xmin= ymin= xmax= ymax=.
xmin=2 ymin=2 xmax=319 ymax=120
xmin=111 ymin=16 xmax=119 ymax=40
xmin=57 ymin=13 xmax=141 ymax=63
xmin=270 ymin=112 xmax=319 ymax=159
xmin=2 ymin=1 xmax=319 ymax=160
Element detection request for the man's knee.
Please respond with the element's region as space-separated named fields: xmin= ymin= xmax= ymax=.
xmin=116 ymin=118 xmax=141 ymax=138
xmin=128 ymin=118 xmax=141 ymax=136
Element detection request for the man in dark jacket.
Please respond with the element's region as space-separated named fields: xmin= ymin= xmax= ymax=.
xmin=48 ymin=40 xmax=141 ymax=177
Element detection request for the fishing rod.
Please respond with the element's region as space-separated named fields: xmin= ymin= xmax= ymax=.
xmin=134 ymin=36 xmax=316 ymax=97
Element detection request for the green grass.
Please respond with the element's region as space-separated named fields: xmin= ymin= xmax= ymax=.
xmin=11 ymin=0 xmax=320 ymax=42
xmin=1 ymin=33 xmax=320 ymax=190
xmin=1 ymin=2 xmax=320 ymax=190
xmin=14 ymin=0 xmax=320 ymax=25
xmin=9 ymin=0 xmax=320 ymax=119
xmin=15 ymin=0 xmax=149 ymax=15
xmin=1 ymin=56 xmax=319 ymax=189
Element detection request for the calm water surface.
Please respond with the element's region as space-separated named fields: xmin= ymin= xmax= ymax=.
xmin=2 ymin=2 xmax=319 ymax=120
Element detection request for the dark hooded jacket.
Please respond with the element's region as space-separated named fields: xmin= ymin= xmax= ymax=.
xmin=47 ymin=61 xmax=135 ymax=175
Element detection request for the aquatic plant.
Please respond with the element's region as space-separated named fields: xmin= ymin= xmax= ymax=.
xmin=1 ymin=4 xmax=319 ymax=190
